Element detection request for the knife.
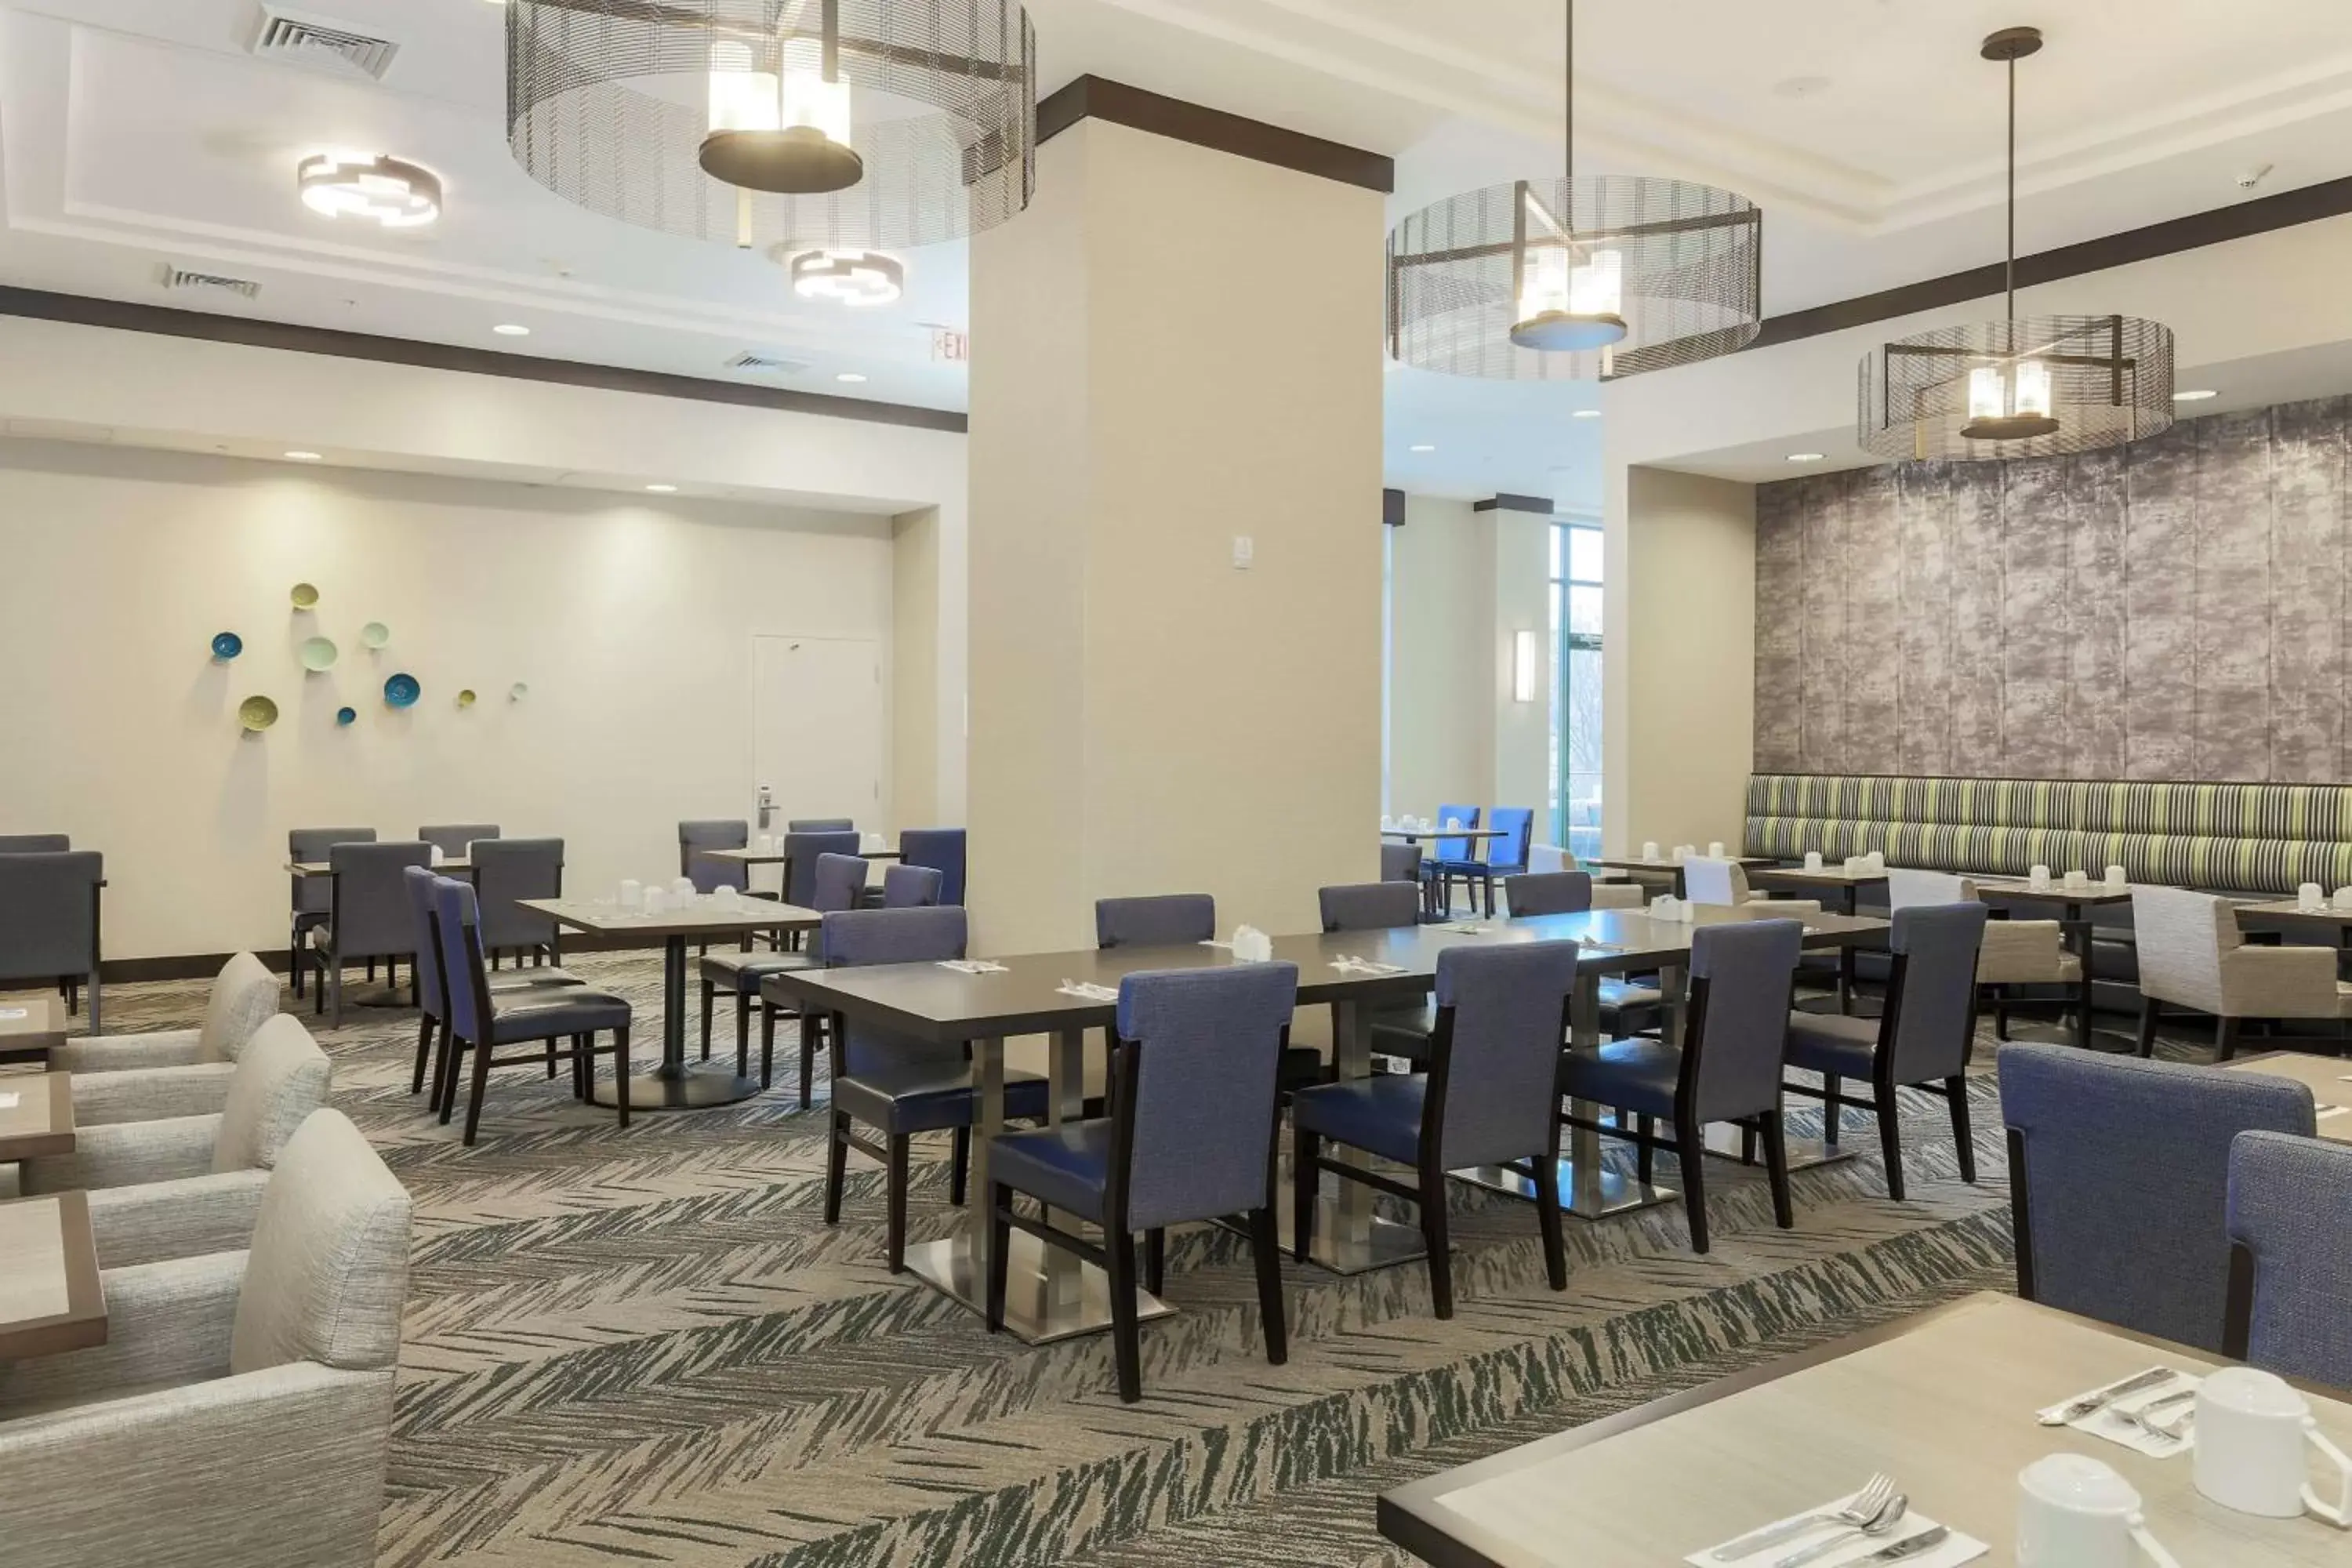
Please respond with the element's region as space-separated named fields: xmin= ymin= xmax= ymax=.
xmin=2040 ymin=1366 xmax=2176 ymax=1425
xmin=1849 ymin=1526 xmax=1949 ymax=1565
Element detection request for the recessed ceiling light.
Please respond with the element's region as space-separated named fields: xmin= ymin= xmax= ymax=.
xmin=644 ymin=483 xmax=677 ymax=493
xmin=1572 ymin=409 xmax=1602 ymax=420
xmin=1786 ymin=452 xmax=1827 ymax=463
xmin=835 ymin=372 xmax=868 ymax=383
xmin=2173 ymin=388 xmax=2218 ymax=402
xmin=786 ymin=248 xmax=906 ymax=307
xmin=1409 ymin=444 xmax=1436 ymax=452
xmin=297 ymin=152 xmax=441 ymax=230
xmin=492 ymin=323 xmax=531 ymax=336
xmin=285 ymin=450 xmax=323 ymax=462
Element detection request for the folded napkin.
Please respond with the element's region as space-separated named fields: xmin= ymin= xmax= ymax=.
xmin=1056 ymin=981 xmax=1120 ymax=1002
xmin=1329 ymin=956 xmax=1406 ymax=975
xmin=0 ymin=1091 xmax=18 ymax=1110
xmin=936 ymin=960 xmax=1008 ymax=975
xmin=0 ymin=1006 xmax=26 ymax=1020
xmin=1688 ymin=1496 xmax=1986 ymax=1568
xmin=2036 ymin=1370 xmax=2201 ymax=1457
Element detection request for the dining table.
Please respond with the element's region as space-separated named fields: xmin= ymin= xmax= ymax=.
xmin=287 ymin=858 xmax=470 ymax=877
xmin=516 ymin=897 xmax=823 ymax=1109
xmin=1379 ymin=1290 xmax=2352 ymax=1568
xmin=1747 ymin=865 xmax=1891 ymax=1015
xmin=0 ymin=1192 xmax=107 ymax=1359
xmin=1971 ymin=877 xmax=2134 ymax=1051
xmin=2225 ymin=1051 xmax=2352 ymax=1142
xmin=0 ymin=991 xmax=67 ymax=1066
xmin=1587 ymin=854 xmax=1774 ymax=898
xmin=0 ymin=1070 xmax=75 ymax=1161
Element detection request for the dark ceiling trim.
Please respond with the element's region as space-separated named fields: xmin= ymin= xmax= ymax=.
xmin=1037 ymin=75 xmax=1394 ymax=194
xmin=1752 ymin=172 xmax=2352 ymax=351
xmin=1475 ymin=493 xmax=1553 ymax=515
xmin=0 ymin=285 xmax=969 ymax=434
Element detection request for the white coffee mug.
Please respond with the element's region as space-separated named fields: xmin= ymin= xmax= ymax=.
xmin=430 ymin=844 xmax=447 ymax=867
xmin=2193 ymin=1367 xmax=2352 ymax=1526
xmin=642 ymin=886 xmax=668 ymax=915
xmin=2018 ymin=1454 xmax=2180 ymax=1568
xmin=713 ymin=884 xmax=741 ymax=909
xmin=2029 ymin=863 xmax=2053 ymax=890
xmin=2106 ymin=864 xmax=2129 ymax=889
xmin=619 ymin=878 xmax=643 ymax=910
xmin=1864 ymin=851 xmax=1886 ymax=873
xmin=2334 ymin=885 xmax=2352 ymax=913
xmin=1708 ymin=840 xmax=1726 ymax=858
xmin=757 ymin=834 xmax=776 ymax=854
xmin=2064 ymin=868 xmax=2089 ymax=891
xmin=1380 ymin=815 xmax=1395 ymax=831
xmin=1843 ymin=855 xmax=1865 ymax=877
xmin=863 ymin=832 xmax=886 ymax=851
xmin=670 ymin=875 xmax=696 ymax=901
xmin=2299 ymin=881 xmax=2328 ymax=913
xmin=1804 ymin=851 xmax=1824 ymax=872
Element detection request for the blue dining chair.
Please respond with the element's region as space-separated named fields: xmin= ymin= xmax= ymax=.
xmin=1456 ymin=806 xmax=1535 ymax=916
xmin=288 ymin=827 xmax=372 ymax=996
xmin=899 ymin=828 xmax=967 ymax=906
xmin=882 ymin=863 xmax=944 ymax=908
xmin=705 ymin=850 xmax=865 ymax=1096
xmin=1291 ymin=941 xmax=1578 ymax=1318
xmin=985 ymin=963 xmax=1299 ymax=1402
xmin=402 ymin=866 xmax=582 ymax=1102
xmin=2225 ymin=1130 xmax=2352 ymax=1388
xmin=1420 ymin=804 xmax=1482 ymax=916
xmin=1096 ymin=894 xmax=1215 ymax=949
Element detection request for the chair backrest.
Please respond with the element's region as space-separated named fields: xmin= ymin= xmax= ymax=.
xmin=329 ymin=841 xmax=434 ymax=959
xmin=1432 ymin=804 xmax=1480 ymax=862
xmin=1318 ymin=880 xmax=1420 ymax=932
xmin=1380 ymin=841 xmax=1424 ymax=883
xmin=290 ymin=827 xmax=374 ymax=916
xmin=679 ymin=818 xmax=749 ymax=892
xmin=1999 ymin=1043 xmax=2315 ymax=1349
xmin=198 ymin=952 xmax=282 ymax=1064
xmin=811 ymin=851 xmax=869 ymax=913
xmin=212 ymin=1014 xmax=333 ymax=1174
xmin=1504 ymin=871 xmax=1592 ymax=916
xmin=1880 ymin=903 xmax=1987 ymax=1083
xmin=882 ymin=862 xmax=944 ymax=908
xmin=404 ymin=867 xmax=446 ymax=1019
xmin=418 ymin=823 xmax=499 ymax=860
xmin=1096 ymin=893 xmax=1216 ymax=949
xmin=1681 ymin=857 xmax=1747 ymax=906
xmin=898 ymin=827 xmax=967 ymax=905
xmin=783 ymin=831 xmax=862 ymax=906
xmin=1485 ymin=807 xmax=1535 ymax=870
xmin=2130 ymin=884 xmax=2239 ymax=1013
xmin=1427 ymin=942 xmax=1579 ymax=1169
xmin=2226 ymin=1130 xmax=2352 ymax=1388
xmin=787 ymin=817 xmax=855 ymax=832
xmin=1115 ymin=964 xmax=1301 ymax=1231
xmin=229 ymin=1109 xmax=412 ymax=1375
xmin=473 ymin=837 xmax=564 ymax=950
xmin=430 ymin=877 xmax=492 ymax=1047
xmin=1887 ymin=867 xmax=1975 ymax=909
xmin=821 ymin=906 xmax=968 ymax=1078
xmin=1682 ymin=920 xmax=1803 ymax=1123
xmin=0 ymin=851 xmax=103 ymax=982
xmin=0 ymin=833 xmax=70 ymax=853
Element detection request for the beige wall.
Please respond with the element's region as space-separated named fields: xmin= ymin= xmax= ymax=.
xmin=968 ymin=119 xmax=1385 ymax=951
xmin=890 ymin=506 xmax=942 ymax=827
xmin=1607 ymin=466 xmax=1757 ymax=854
xmin=0 ymin=440 xmax=892 ymax=960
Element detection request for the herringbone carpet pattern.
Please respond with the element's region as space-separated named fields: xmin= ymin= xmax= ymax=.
xmin=78 ymin=958 xmax=2064 ymax=1567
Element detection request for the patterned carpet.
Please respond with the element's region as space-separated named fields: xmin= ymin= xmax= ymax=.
xmin=77 ymin=957 xmax=2073 ymax=1568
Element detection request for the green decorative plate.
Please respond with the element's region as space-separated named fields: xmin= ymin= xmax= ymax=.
xmin=509 ymin=681 xmax=528 ymax=702
xmin=238 ymin=695 xmax=279 ymax=732
xmin=299 ymin=636 xmax=338 ymax=671
xmin=456 ymin=688 xmax=477 ymax=708
xmin=289 ymin=583 xmax=320 ymax=610
xmin=360 ymin=622 xmax=390 ymax=649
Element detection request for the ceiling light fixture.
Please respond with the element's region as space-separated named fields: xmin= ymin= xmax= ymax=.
xmin=835 ymin=372 xmax=868 ymax=383
xmin=2174 ymin=388 xmax=2219 ymax=402
xmin=1858 ymin=28 xmax=2174 ymax=461
xmin=503 ymin=0 xmax=1036 ymax=256
xmin=296 ymin=152 xmax=442 ymax=229
xmin=787 ymin=247 xmax=904 ymax=307
xmin=1384 ymin=0 xmax=1761 ymax=381
xmin=1409 ymin=444 xmax=1437 ymax=453
xmin=285 ymin=451 xmax=324 ymax=462
xmin=644 ymin=483 xmax=678 ymax=492
xmin=492 ymin=323 xmax=531 ymax=336
xmin=1786 ymin=452 xmax=1826 ymax=464
xmin=1571 ymin=408 xmax=1602 ymax=419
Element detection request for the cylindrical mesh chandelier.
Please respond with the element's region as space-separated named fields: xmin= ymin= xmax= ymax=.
xmin=505 ymin=0 xmax=1036 ymax=252
xmin=1858 ymin=28 xmax=2175 ymax=461
xmin=1385 ymin=0 xmax=1762 ymax=381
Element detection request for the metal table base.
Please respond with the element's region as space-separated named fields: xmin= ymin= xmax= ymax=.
xmin=591 ymin=933 xmax=766 ymax=1111
xmin=904 ymin=1229 xmax=1174 ymax=1346
xmin=1449 ymin=1157 xmax=1679 ymax=1220
xmin=1701 ymin=1123 xmax=1854 ymax=1173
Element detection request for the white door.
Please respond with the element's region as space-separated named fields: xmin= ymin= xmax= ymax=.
xmin=753 ymin=635 xmax=884 ymax=829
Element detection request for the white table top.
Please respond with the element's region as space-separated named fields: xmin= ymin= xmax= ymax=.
xmin=696 ymin=847 xmax=902 ymax=865
xmin=517 ymin=896 xmax=824 ymax=938
xmin=289 ymin=858 xmax=470 ymax=877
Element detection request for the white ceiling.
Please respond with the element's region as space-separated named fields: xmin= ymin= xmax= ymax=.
xmin=2 ymin=0 xmax=2349 ymax=502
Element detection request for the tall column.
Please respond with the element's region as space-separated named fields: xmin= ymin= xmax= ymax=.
xmin=967 ymin=93 xmax=1388 ymax=951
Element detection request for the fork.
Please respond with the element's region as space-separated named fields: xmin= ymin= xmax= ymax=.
xmin=1708 ymin=1474 xmax=1895 ymax=1561
xmin=2111 ymin=1387 xmax=2198 ymax=1443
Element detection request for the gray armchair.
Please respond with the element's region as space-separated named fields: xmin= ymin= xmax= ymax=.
xmin=0 ymin=1109 xmax=412 ymax=1568
xmin=0 ymin=850 xmax=104 ymax=1032
xmin=59 ymin=952 xmax=281 ymax=1127
xmin=26 ymin=1014 xmax=332 ymax=1268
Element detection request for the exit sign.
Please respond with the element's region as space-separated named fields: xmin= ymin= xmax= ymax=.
xmin=930 ymin=328 xmax=969 ymax=363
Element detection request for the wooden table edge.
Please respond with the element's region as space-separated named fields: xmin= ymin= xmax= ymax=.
xmin=0 ymin=1190 xmax=108 ymax=1360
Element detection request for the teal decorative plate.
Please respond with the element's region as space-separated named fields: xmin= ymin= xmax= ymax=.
xmin=336 ymin=706 xmax=358 ymax=726
xmin=384 ymin=673 xmax=420 ymax=708
xmin=211 ymin=631 xmax=243 ymax=660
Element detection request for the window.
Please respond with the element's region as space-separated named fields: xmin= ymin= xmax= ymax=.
xmin=1550 ymin=519 xmax=1602 ymax=858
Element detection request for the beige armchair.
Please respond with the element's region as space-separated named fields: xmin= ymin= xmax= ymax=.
xmin=24 ymin=1014 xmax=333 ymax=1268
xmin=59 ymin=952 xmax=280 ymax=1127
xmin=1683 ymin=857 xmax=1821 ymax=915
xmin=1591 ymin=881 xmax=1646 ymax=909
xmin=0 ymin=1109 xmax=411 ymax=1568
xmin=2130 ymin=884 xmax=2346 ymax=1061
xmin=1889 ymin=869 xmax=2085 ymax=1042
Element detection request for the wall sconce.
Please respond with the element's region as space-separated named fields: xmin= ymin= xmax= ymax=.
xmin=1512 ymin=629 xmax=1539 ymax=702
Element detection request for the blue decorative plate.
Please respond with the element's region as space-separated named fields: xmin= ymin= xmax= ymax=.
xmin=383 ymin=673 xmax=420 ymax=709
xmin=211 ymin=631 xmax=243 ymax=660
xmin=336 ymin=706 xmax=358 ymax=727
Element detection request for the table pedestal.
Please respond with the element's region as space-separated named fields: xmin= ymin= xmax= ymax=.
xmin=905 ymin=1229 xmax=1174 ymax=1345
xmin=590 ymin=935 xmax=764 ymax=1111
xmin=1701 ymin=1122 xmax=1853 ymax=1172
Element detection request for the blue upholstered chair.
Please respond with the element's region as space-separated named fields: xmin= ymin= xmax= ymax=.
xmin=402 ymin=866 xmax=582 ymax=1102
xmin=471 ymin=837 xmax=567 ymax=967
xmin=1782 ymin=903 xmax=1985 ymax=1201
xmin=2225 ymin=1130 xmax=2352 ymax=1389
xmin=1419 ymin=804 xmax=1483 ymax=916
xmin=428 ymin=877 xmax=633 ymax=1145
xmin=817 ymin=907 xmax=1051 ymax=1272
xmin=705 ymin=851 xmax=865 ymax=1096
xmin=1096 ymin=893 xmax=1215 ymax=949
xmin=678 ymin=819 xmax=749 ymax=894
xmin=1502 ymin=870 xmax=1592 ymax=916
xmin=309 ymin=842 xmax=431 ymax=1028
xmin=417 ymin=822 xmax=498 ymax=861
xmin=288 ymin=827 xmax=372 ymax=997
xmin=882 ymin=863 xmax=943 ymax=908
xmin=0 ymin=851 xmax=106 ymax=1033
xmin=899 ymin=828 xmax=967 ymax=906
xmin=1999 ymin=1043 xmax=2316 ymax=1350
xmin=1443 ymin=805 xmax=1535 ymax=917
xmin=985 ymin=964 xmax=1298 ymax=1402
xmin=778 ymin=828 xmax=861 ymax=948
xmin=0 ymin=833 xmax=70 ymax=853
xmin=1319 ymin=881 xmax=1434 ymax=1068
xmin=1562 ymin=920 xmax=1805 ymax=1253
xmin=786 ymin=817 xmax=855 ymax=832
xmin=1291 ymin=942 xmax=1577 ymax=1318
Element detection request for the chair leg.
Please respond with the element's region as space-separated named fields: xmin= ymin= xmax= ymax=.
xmin=800 ymin=1020 xmax=818 ymax=1111
xmin=949 ymin=1125 xmax=971 ymax=1207
xmin=1247 ymin=1206 xmax=1288 ymax=1364
xmin=760 ymin=1005 xmax=778 ymax=1090
xmin=411 ymin=1014 xmax=435 ymax=1095
xmin=1532 ymin=1152 xmax=1568 ymax=1290
xmin=612 ymin=1026 xmax=631 ymax=1127
xmin=88 ymin=974 xmax=100 ymax=1036
xmin=572 ymin=1033 xmax=588 ymax=1098
xmin=699 ymin=980 xmax=715 ymax=1060
xmin=1107 ymin=1228 xmax=1143 ymax=1402
xmin=2136 ymin=997 xmax=2161 ymax=1058
xmin=434 ymin=1033 xmax=462 ymax=1123
xmin=735 ymin=993 xmax=751 ymax=1078
xmin=545 ymin=1037 xmax=557 ymax=1079
xmin=367 ymin=959 xmax=376 ymax=982
xmin=2216 ymin=1014 xmax=2242 ymax=1063
xmin=885 ymin=1134 xmax=911 ymax=1272
xmin=290 ymin=926 xmax=304 ymax=997
xmin=823 ymin=1112 xmax=849 ymax=1225
xmin=1992 ymin=989 xmax=2009 ymax=1041
xmin=1822 ymin=1073 xmax=1842 ymax=1145
xmin=1946 ymin=1075 xmax=1976 ymax=1185
xmin=2074 ymin=977 xmax=2092 ymax=1052
xmin=1145 ymin=1227 xmax=1167 ymax=1295
xmin=1761 ymin=1111 xmax=1795 ymax=1229
xmin=462 ymin=1023 xmax=495 ymax=1146
xmin=1421 ymin=1177 xmax=1454 ymax=1319
xmin=985 ymin=1185 xmax=1012 ymax=1332
xmin=1875 ymin=1080 xmax=1906 ymax=1202
xmin=1635 ymin=1113 xmax=1655 ymax=1183
xmin=1290 ymin=1123 xmax=1319 ymax=1264
xmin=1675 ymin=1107 xmax=1710 ymax=1253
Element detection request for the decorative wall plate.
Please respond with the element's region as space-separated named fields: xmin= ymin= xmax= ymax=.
xmin=384 ymin=673 xmax=421 ymax=708
xmin=238 ymin=695 xmax=280 ymax=731
xmin=336 ymin=706 xmax=358 ymax=726
xmin=299 ymin=636 xmax=339 ymax=671
xmin=360 ymin=622 xmax=390 ymax=649
xmin=289 ymin=583 xmax=320 ymax=610
xmin=211 ymin=631 xmax=243 ymax=660
xmin=509 ymin=681 xmax=529 ymax=701
xmin=456 ymin=688 xmax=477 ymax=708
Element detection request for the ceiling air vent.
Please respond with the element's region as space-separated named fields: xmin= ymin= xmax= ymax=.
xmin=249 ymin=7 xmax=401 ymax=81
xmin=726 ymin=352 xmax=811 ymax=377
xmin=162 ymin=265 xmax=262 ymax=301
